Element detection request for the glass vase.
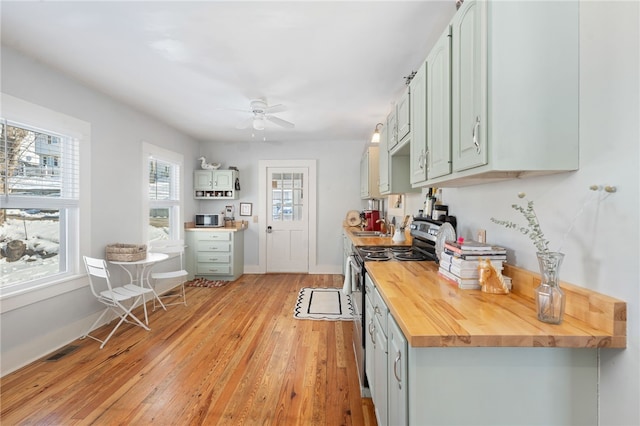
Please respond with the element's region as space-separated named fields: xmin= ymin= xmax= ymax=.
xmin=535 ymin=252 xmax=566 ymax=324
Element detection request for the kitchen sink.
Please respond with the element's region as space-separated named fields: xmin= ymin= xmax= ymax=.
xmin=351 ymin=231 xmax=381 ymax=237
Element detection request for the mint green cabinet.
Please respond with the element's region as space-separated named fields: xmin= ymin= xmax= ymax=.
xmin=426 ymin=25 xmax=452 ymax=180
xmin=434 ymin=0 xmax=579 ymax=186
xmin=409 ymin=60 xmax=427 ymax=186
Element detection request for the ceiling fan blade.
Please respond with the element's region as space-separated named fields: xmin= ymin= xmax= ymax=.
xmin=235 ymin=117 xmax=254 ymax=130
xmin=264 ymin=104 xmax=287 ymax=114
xmin=266 ymin=115 xmax=295 ymax=129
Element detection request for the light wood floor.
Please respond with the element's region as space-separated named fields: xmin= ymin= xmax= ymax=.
xmin=0 ymin=274 xmax=377 ymax=425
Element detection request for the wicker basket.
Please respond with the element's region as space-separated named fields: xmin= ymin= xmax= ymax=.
xmin=105 ymin=243 xmax=147 ymax=262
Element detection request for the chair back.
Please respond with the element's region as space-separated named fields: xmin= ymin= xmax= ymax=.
xmin=83 ymin=256 xmax=115 ymax=298
xmin=148 ymin=239 xmax=185 ymax=266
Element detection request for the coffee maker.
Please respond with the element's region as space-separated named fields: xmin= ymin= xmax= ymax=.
xmin=363 ymin=210 xmax=381 ymax=231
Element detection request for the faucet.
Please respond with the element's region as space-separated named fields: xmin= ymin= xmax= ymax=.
xmin=377 ymin=218 xmax=392 ymax=236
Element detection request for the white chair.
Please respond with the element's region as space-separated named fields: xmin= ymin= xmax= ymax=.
xmin=82 ymin=256 xmax=154 ymax=349
xmin=148 ymin=239 xmax=188 ymax=309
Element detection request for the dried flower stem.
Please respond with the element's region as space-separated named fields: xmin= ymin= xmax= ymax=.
xmin=491 ymin=194 xmax=550 ymax=255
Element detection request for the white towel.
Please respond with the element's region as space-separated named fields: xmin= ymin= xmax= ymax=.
xmin=343 ymin=255 xmax=352 ymax=295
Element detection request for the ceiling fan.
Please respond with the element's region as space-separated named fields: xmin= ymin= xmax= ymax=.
xmin=233 ymin=99 xmax=295 ymax=131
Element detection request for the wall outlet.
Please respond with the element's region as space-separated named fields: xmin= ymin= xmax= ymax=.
xmin=253 ymin=215 xmax=258 ymax=223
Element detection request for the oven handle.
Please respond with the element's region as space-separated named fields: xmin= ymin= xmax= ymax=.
xmin=349 ymin=256 xmax=362 ymax=274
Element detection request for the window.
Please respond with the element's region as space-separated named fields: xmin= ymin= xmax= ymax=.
xmin=144 ymin=143 xmax=182 ymax=242
xmin=1 ymin=120 xmax=79 ymax=290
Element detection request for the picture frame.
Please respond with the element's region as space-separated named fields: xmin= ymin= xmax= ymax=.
xmin=240 ymin=202 xmax=252 ymax=216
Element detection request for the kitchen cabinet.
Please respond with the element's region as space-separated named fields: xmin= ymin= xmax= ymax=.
xmin=425 ymin=24 xmax=452 ymax=181
xmin=379 ymin=123 xmax=419 ymax=196
xmin=364 ymin=285 xmax=375 ymax=396
xmin=386 ymin=107 xmax=398 ymax=151
xmin=409 ymin=59 xmax=427 ymax=186
xmin=387 ymin=314 xmax=408 ymax=426
xmin=363 ymin=259 xmax=622 ymax=426
xmin=185 ymin=229 xmax=244 ymax=281
xmin=365 ymin=274 xmax=389 ymax=426
xmin=360 ymin=146 xmax=381 ymax=199
xmin=378 ymin=123 xmax=390 ymax=194
xmin=194 ymin=170 xmax=239 ymax=199
xmin=434 ymin=0 xmax=579 ymax=186
xmin=395 ymin=87 xmax=410 ymax=143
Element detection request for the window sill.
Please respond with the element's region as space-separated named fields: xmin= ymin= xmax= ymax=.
xmin=0 ymin=273 xmax=87 ymax=313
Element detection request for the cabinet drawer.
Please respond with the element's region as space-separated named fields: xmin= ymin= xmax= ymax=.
xmin=197 ymin=253 xmax=231 ymax=264
xmin=373 ymin=286 xmax=388 ymax=334
xmin=196 ymin=232 xmax=231 ymax=242
xmin=197 ymin=241 xmax=231 ymax=252
xmin=196 ymin=264 xmax=231 ymax=275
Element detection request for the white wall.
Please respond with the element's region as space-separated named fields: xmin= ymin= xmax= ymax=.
xmin=0 ymin=47 xmax=201 ymax=374
xmin=197 ymin=140 xmax=364 ymax=271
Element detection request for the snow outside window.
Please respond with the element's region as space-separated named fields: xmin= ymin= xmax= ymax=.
xmin=144 ymin=143 xmax=182 ymax=242
xmin=0 ymin=120 xmax=79 ymax=290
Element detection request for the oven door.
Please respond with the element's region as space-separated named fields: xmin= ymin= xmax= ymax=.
xmin=349 ymin=255 xmax=367 ymax=391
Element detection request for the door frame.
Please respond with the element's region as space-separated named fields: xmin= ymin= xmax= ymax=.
xmin=257 ymin=159 xmax=317 ymax=274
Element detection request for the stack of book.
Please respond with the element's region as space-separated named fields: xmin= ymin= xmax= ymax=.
xmin=438 ymin=240 xmax=507 ymax=290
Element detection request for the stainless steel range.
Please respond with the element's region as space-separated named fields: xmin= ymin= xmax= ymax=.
xmin=350 ymin=216 xmax=446 ymax=394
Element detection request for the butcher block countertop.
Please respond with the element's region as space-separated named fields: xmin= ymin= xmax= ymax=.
xmin=365 ymin=260 xmax=626 ymax=349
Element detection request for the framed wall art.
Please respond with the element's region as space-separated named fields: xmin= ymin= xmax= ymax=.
xmin=240 ymin=202 xmax=252 ymax=216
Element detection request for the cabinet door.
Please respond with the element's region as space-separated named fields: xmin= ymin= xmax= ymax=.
xmin=409 ymin=60 xmax=427 ymax=185
xmin=451 ymin=0 xmax=487 ymax=172
xmin=365 ymin=296 xmax=376 ymax=393
xmin=388 ymin=315 xmax=408 ymax=426
xmin=212 ymin=170 xmax=234 ymax=190
xmin=373 ymin=315 xmax=388 ymax=426
xmin=194 ymin=170 xmax=213 ymax=190
xmin=427 ymin=25 xmax=452 ymax=179
xmin=396 ymin=87 xmax=410 ymax=142
xmin=360 ymin=150 xmax=369 ymax=198
xmin=378 ymin=123 xmax=390 ymax=194
xmin=387 ymin=108 xmax=398 ymax=151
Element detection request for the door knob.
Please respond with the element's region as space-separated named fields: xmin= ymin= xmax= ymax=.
xmin=267 ymin=226 xmax=272 ymax=233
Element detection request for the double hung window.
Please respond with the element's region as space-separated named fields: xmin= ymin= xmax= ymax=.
xmin=1 ymin=120 xmax=80 ymax=290
xmin=144 ymin=143 xmax=182 ymax=242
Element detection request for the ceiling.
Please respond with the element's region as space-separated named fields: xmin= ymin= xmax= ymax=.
xmin=1 ymin=1 xmax=457 ymax=144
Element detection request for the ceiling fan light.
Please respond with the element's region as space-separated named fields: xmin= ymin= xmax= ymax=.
xmin=253 ymin=118 xmax=265 ymax=131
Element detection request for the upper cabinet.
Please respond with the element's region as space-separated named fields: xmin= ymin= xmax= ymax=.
xmin=361 ymin=146 xmax=381 ymax=199
xmin=194 ymin=169 xmax=239 ymax=199
xmin=443 ymin=0 xmax=579 ymax=186
xmin=426 ymin=25 xmax=453 ymax=180
xmin=409 ymin=60 xmax=427 ymax=186
xmin=396 ymin=87 xmax=411 ymax=143
xmin=410 ymin=25 xmax=452 ymax=188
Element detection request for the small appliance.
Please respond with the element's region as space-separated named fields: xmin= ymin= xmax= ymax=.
xmin=363 ymin=210 xmax=381 ymax=232
xmin=195 ymin=213 xmax=224 ymax=228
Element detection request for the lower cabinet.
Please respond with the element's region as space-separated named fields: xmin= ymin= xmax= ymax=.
xmin=387 ymin=315 xmax=408 ymax=425
xmin=185 ymin=229 xmax=244 ymax=281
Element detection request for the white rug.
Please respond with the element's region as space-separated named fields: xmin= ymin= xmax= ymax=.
xmin=293 ymin=287 xmax=354 ymax=321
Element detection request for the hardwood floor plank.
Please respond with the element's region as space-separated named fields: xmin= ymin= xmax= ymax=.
xmin=0 ymin=274 xmax=376 ymax=426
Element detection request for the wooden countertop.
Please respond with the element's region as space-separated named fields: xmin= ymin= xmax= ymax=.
xmin=344 ymin=226 xmax=412 ymax=247
xmin=365 ymin=261 xmax=626 ymax=349
xmin=185 ymin=221 xmax=247 ymax=232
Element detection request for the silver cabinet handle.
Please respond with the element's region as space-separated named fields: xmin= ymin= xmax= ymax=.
xmin=425 ymin=148 xmax=430 ymax=172
xmin=369 ymin=319 xmax=376 ymax=344
xmin=472 ymin=116 xmax=481 ymax=154
xmin=393 ymin=351 xmax=402 ymax=389
xmin=418 ymin=150 xmax=424 ymax=171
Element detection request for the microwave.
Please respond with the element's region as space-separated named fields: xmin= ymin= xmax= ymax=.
xmin=195 ymin=213 xmax=224 ymax=228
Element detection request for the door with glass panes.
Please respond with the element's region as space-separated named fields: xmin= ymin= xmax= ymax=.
xmin=266 ymin=167 xmax=309 ymax=272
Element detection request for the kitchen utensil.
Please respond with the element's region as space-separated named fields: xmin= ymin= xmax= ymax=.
xmin=346 ymin=210 xmax=361 ymax=227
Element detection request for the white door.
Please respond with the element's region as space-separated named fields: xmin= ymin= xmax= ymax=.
xmin=258 ymin=160 xmax=316 ymax=273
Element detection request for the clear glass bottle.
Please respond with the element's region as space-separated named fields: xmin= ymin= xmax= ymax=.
xmin=535 ymin=252 xmax=566 ymax=324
